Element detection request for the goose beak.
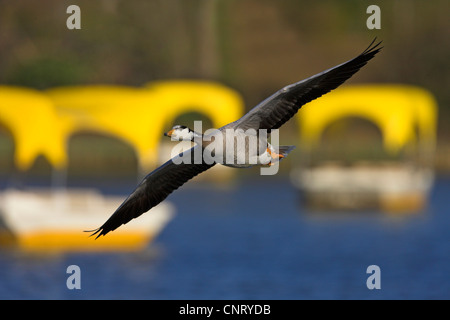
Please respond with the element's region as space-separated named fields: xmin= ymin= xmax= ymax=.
xmin=164 ymin=129 xmax=174 ymax=137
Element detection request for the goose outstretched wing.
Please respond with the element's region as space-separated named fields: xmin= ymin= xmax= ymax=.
xmin=89 ymin=146 xmax=215 ymax=239
xmin=235 ymin=39 xmax=382 ymax=131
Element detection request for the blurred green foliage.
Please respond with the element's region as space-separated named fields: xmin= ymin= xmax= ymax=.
xmin=6 ymin=57 xmax=86 ymax=89
xmin=0 ymin=0 xmax=448 ymax=112
xmin=0 ymin=0 xmax=449 ymax=176
xmin=67 ymin=132 xmax=138 ymax=178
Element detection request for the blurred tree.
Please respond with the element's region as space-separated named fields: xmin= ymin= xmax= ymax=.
xmin=6 ymin=57 xmax=86 ymax=89
xmin=0 ymin=0 xmax=448 ymax=115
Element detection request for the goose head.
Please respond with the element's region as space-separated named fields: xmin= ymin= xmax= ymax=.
xmin=164 ymin=125 xmax=199 ymax=141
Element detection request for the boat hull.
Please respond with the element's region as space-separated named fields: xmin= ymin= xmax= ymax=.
xmin=0 ymin=189 xmax=174 ymax=252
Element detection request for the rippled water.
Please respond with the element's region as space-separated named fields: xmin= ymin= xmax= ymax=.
xmin=1 ymin=176 xmax=449 ymax=299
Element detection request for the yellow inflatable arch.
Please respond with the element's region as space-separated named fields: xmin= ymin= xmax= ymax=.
xmin=296 ymin=85 xmax=438 ymax=155
xmin=47 ymin=81 xmax=243 ymax=170
xmin=0 ymin=81 xmax=244 ymax=171
xmin=0 ymin=86 xmax=66 ymax=170
xmin=1 ymin=83 xmax=437 ymax=171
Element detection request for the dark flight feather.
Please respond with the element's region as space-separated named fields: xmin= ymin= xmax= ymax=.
xmin=236 ymin=38 xmax=383 ymax=131
xmin=89 ymin=146 xmax=214 ymax=238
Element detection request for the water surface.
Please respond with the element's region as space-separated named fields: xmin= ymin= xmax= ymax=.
xmin=1 ymin=176 xmax=449 ymax=299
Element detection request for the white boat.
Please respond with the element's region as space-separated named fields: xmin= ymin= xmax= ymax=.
xmin=0 ymin=188 xmax=174 ymax=252
xmin=291 ymin=163 xmax=434 ymax=212
xmin=291 ymin=85 xmax=438 ymax=213
xmin=0 ymin=82 xmax=244 ymax=251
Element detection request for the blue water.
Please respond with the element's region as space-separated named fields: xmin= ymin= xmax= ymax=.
xmin=1 ymin=176 xmax=449 ymax=300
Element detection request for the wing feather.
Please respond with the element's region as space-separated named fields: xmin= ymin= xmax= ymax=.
xmin=89 ymin=146 xmax=214 ymax=239
xmin=235 ymin=39 xmax=383 ymax=131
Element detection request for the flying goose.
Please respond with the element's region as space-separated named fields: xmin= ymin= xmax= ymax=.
xmin=89 ymin=39 xmax=382 ymax=239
